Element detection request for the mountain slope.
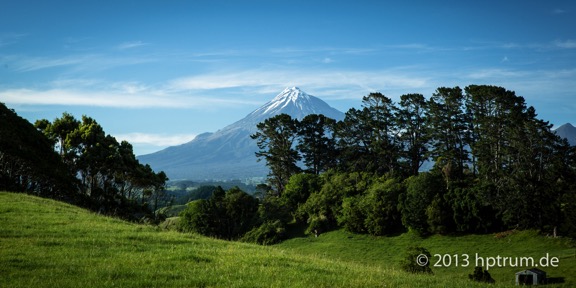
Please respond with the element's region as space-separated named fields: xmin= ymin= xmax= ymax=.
xmin=138 ymin=87 xmax=344 ymax=180
xmin=554 ymin=123 xmax=576 ymax=146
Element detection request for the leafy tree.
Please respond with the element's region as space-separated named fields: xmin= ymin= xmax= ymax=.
xmin=397 ymin=93 xmax=430 ymax=176
xmin=339 ymin=195 xmax=367 ymax=233
xmin=426 ymin=193 xmax=454 ymax=234
xmin=362 ymin=177 xmax=404 ymax=235
xmin=0 ymin=103 xmax=79 ymax=202
xmin=361 ymin=93 xmax=400 ymax=174
xmin=179 ymin=186 xmax=259 ymax=240
xmin=34 ymin=112 xmax=167 ymax=219
xmin=399 ymin=172 xmax=444 ymax=235
xmin=296 ymin=114 xmax=337 ymax=174
xmin=251 ymin=114 xmax=301 ymax=194
xmin=298 ymin=171 xmax=373 ymax=235
xmin=428 ymin=87 xmax=470 ymax=182
xmin=447 ymin=183 xmax=500 ymax=233
xmin=335 ymin=108 xmax=374 ymax=172
xmin=282 ymin=173 xmax=323 ymax=214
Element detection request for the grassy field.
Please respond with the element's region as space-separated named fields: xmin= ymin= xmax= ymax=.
xmin=277 ymin=229 xmax=576 ymax=286
xmin=1 ymin=192 xmax=575 ymax=287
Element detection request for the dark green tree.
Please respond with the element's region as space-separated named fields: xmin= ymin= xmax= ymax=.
xmin=399 ymin=172 xmax=444 ymax=235
xmin=397 ymin=93 xmax=430 ymax=176
xmin=282 ymin=173 xmax=323 ymax=215
xmin=362 ymin=93 xmax=400 ymax=174
xmin=296 ymin=114 xmax=337 ymax=174
xmin=428 ymin=86 xmax=470 ymax=182
xmin=335 ymin=108 xmax=374 ymax=172
xmin=1 ymin=104 xmax=79 ymax=201
xmin=251 ymin=114 xmax=301 ymax=194
xmin=179 ymin=186 xmax=259 ymax=240
xmin=362 ymin=176 xmax=404 ymax=235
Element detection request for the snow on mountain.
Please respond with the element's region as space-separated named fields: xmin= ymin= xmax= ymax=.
xmin=138 ymin=87 xmax=345 ymax=180
xmin=223 ymin=87 xmax=344 ymax=132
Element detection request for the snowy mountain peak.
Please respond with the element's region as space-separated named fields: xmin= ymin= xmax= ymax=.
xmin=138 ymin=87 xmax=346 ymax=180
xmin=273 ymin=86 xmax=310 ymax=102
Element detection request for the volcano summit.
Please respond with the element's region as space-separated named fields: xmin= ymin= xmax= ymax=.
xmin=138 ymin=87 xmax=344 ymax=180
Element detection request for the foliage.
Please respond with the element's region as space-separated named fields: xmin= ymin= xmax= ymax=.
xmin=250 ymin=84 xmax=576 ymax=237
xmin=297 ymin=171 xmax=373 ymax=235
xmin=242 ymin=220 xmax=287 ymax=245
xmin=178 ymin=186 xmax=259 ymax=240
xmin=282 ymin=173 xmax=323 ymax=214
xmin=0 ymin=103 xmax=79 ymax=202
xmin=251 ymin=114 xmax=301 ymax=194
xmin=338 ymin=175 xmax=404 ymax=236
xmin=399 ymin=172 xmax=444 ymax=235
xmin=468 ymin=266 xmax=495 ymax=283
xmin=297 ymin=114 xmax=338 ymax=174
xmin=32 ymin=112 xmax=168 ymax=220
xmin=400 ymin=246 xmax=433 ymax=274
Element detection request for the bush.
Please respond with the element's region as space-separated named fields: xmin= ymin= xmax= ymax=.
xmin=468 ymin=266 xmax=495 ymax=283
xmin=242 ymin=220 xmax=287 ymax=245
xmin=399 ymin=246 xmax=433 ymax=274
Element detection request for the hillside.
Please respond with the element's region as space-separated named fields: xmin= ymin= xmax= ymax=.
xmin=1 ymin=192 xmax=575 ymax=287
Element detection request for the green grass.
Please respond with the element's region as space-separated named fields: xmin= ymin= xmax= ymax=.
xmin=1 ymin=192 xmax=575 ymax=287
xmin=277 ymin=228 xmax=576 ymax=286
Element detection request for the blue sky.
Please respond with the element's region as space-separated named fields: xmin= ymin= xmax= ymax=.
xmin=1 ymin=0 xmax=575 ymax=155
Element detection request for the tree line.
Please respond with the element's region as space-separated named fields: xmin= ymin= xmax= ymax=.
xmin=179 ymin=84 xmax=576 ymax=244
xmin=0 ymin=103 xmax=168 ymax=220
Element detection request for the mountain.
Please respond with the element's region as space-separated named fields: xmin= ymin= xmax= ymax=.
xmin=138 ymin=87 xmax=345 ymax=180
xmin=554 ymin=123 xmax=576 ymax=146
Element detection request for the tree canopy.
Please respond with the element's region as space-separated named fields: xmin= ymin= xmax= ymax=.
xmin=0 ymin=103 xmax=168 ymax=221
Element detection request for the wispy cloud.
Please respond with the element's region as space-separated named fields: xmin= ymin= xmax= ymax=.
xmin=0 ymin=87 xmax=259 ymax=108
xmin=5 ymin=54 xmax=156 ymax=73
xmin=117 ymin=41 xmax=148 ymax=50
xmin=0 ymin=88 xmax=180 ymax=108
xmin=169 ymin=68 xmax=430 ymax=98
xmin=0 ymin=33 xmax=27 ymax=47
xmin=114 ymin=132 xmax=197 ymax=147
xmin=555 ymin=39 xmax=576 ymax=49
xmin=10 ymin=55 xmax=94 ymax=72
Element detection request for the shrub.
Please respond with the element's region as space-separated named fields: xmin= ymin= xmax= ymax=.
xmin=468 ymin=266 xmax=495 ymax=283
xmin=399 ymin=246 xmax=433 ymax=274
xmin=242 ymin=220 xmax=287 ymax=245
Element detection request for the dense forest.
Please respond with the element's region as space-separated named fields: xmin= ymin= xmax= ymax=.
xmin=0 ymin=103 xmax=167 ymax=220
xmin=180 ymin=85 xmax=576 ymax=244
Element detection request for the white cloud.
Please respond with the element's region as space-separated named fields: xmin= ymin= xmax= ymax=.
xmin=555 ymin=40 xmax=576 ymax=49
xmin=322 ymin=57 xmax=334 ymax=64
xmin=0 ymin=88 xmax=254 ymax=108
xmin=114 ymin=132 xmax=197 ymax=147
xmin=117 ymin=41 xmax=148 ymax=50
xmin=11 ymin=55 xmax=94 ymax=72
xmin=5 ymin=54 xmax=156 ymax=73
xmin=0 ymin=88 xmax=165 ymax=107
xmin=169 ymin=68 xmax=430 ymax=99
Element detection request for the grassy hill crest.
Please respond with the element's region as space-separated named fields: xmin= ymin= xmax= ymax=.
xmin=1 ymin=192 xmax=574 ymax=287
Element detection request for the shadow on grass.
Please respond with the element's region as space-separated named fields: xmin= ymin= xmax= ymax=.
xmin=547 ymin=276 xmax=565 ymax=284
